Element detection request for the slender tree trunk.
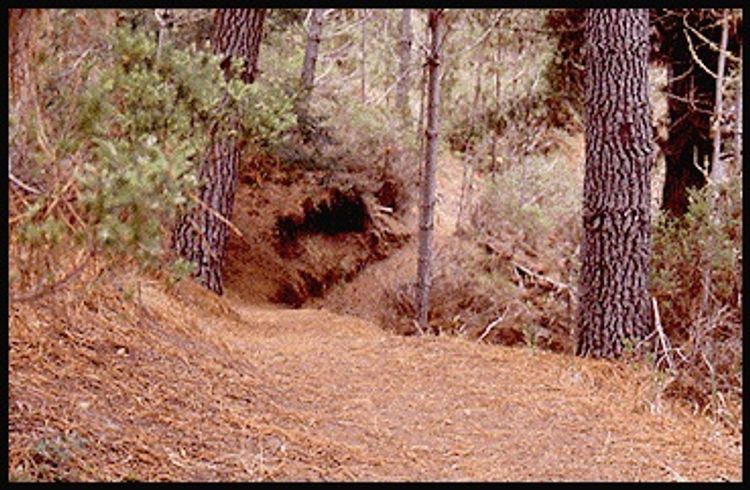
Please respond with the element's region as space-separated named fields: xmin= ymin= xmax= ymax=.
xmin=416 ymin=17 xmax=429 ymax=155
xmin=658 ymin=11 xmax=728 ymax=218
xmin=416 ymin=9 xmax=444 ymax=335
xmin=491 ymin=32 xmax=500 ymax=180
xmin=171 ymin=9 xmax=266 ymax=295
xmin=155 ymin=9 xmax=174 ymax=64
xmin=396 ymin=9 xmax=413 ymax=123
xmin=701 ymin=9 xmax=731 ymax=314
xmin=734 ymin=45 xmax=742 ymax=170
xmin=361 ymin=9 xmax=367 ymax=103
xmin=577 ymin=9 xmax=655 ymax=358
xmin=709 ymin=9 xmax=729 ymax=185
xmin=298 ymin=8 xmax=324 ymax=135
xmin=300 ymin=9 xmax=324 ymax=100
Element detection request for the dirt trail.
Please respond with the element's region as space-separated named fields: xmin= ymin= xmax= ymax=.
xmin=212 ymin=151 xmax=739 ymax=480
xmin=198 ymin=297 xmax=740 ymax=481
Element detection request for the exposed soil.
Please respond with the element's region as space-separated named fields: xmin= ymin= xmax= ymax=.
xmin=223 ymin=161 xmax=410 ymax=308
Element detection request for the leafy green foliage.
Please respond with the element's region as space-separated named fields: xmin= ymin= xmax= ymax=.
xmin=73 ymin=26 xmax=294 ymax=265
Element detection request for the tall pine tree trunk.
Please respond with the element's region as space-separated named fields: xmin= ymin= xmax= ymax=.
xmin=172 ymin=9 xmax=265 ymax=295
xmin=396 ymin=9 xmax=413 ymax=123
xmin=300 ymin=9 xmax=324 ymax=115
xmin=577 ymin=9 xmax=655 ymax=358
xmin=416 ymin=9 xmax=444 ymax=335
xmin=360 ymin=9 xmax=368 ymax=103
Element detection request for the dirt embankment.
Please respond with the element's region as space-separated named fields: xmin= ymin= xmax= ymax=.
xmin=223 ymin=160 xmax=411 ymax=308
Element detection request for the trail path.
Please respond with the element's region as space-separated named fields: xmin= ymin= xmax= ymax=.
xmin=198 ymin=298 xmax=741 ymax=481
xmin=209 ymin=150 xmax=739 ymax=481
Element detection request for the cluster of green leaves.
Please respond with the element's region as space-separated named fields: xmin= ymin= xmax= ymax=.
xmin=75 ymin=28 xmax=215 ymax=263
xmin=74 ymin=26 xmax=294 ymax=265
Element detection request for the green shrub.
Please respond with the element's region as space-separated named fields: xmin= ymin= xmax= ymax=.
xmin=72 ymin=26 xmax=294 ymax=265
xmin=651 ymin=178 xmax=742 ymax=333
xmin=651 ymin=176 xmax=742 ymax=427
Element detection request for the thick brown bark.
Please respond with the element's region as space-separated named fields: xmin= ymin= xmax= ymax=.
xmin=172 ymin=9 xmax=266 ymax=295
xmin=9 ymin=9 xmax=42 ymax=186
xmin=577 ymin=9 xmax=655 ymax=358
xmin=396 ymin=9 xmax=413 ymax=122
xmin=416 ymin=10 xmax=444 ymax=334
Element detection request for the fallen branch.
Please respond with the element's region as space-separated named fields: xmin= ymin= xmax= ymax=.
xmin=189 ymin=191 xmax=246 ymax=241
xmin=478 ymin=306 xmax=508 ymax=342
xmin=652 ymin=296 xmax=675 ymax=372
xmin=512 ymin=261 xmax=571 ymax=294
xmin=9 ymin=172 xmax=42 ymax=195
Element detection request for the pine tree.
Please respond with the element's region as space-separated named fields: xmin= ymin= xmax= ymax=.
xmin=577 ymin=9 xmax=655 ymax=358
xmin=171 ymin=9 xmax=266 ymax=295
xmin=416 ymin=9 xmax=444 ymax=334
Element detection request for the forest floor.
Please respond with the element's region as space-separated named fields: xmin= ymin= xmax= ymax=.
xmin=8 ymin=142 xmax=742 ymax=481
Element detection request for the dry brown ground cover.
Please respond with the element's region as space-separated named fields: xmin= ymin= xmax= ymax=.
xmin=8 ymin=266 xmax=742 ymax=481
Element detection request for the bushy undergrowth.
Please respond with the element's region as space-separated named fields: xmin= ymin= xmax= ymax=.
xmin=384 ymin=144 xmax=582 ymax=352
xmin=651 ymin=178 xmax=742 ymax=427
xmin=10 ymin=19 xmax=295 ymax=295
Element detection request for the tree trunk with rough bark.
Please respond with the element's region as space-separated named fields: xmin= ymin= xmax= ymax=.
xmin=171 ymin=9 xmax=266 ymax=295
xmin=416 ymin=9 xmax=444 ymax=335
xmin=577 ymin=9 xmax=655 ymax=358
xmin=297 ymin=8 xmax=324 ymax=135
xmin=299 ymin=10 xmax=324 ymax=106
xmin=396 ymin=9 xmax=413 ymax=123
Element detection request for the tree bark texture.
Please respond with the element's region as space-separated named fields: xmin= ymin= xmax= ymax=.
xmin=300 ymin=9 xmax=324 ymax=99
xmin=577 ymin=9 xmax=655 ymax=358
xmin=9 ymin=9 xmax=38 ymax=105
xmin=172 ymin=9 xmax=265 ymax=295
xmin=396 ymin=9 xmax=413 ymax=122
xmin=416 ymin=10 xmax=444 ymax=334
